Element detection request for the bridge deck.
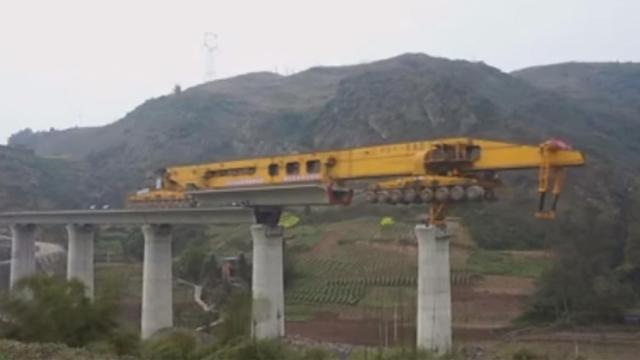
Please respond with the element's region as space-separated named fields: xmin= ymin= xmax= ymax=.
xmin=0 ymin=207 xmax=255 ymax=225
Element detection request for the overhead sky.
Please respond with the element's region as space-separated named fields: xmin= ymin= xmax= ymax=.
xmin=1 ymin=0 xmax=638 ymax=143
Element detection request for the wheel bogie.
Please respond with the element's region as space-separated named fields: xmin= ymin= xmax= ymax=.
xmin=434 ymin=187 xmax=450 ymax=202
xmin=367 ymin=184 xmax=493 ymax=206
xmin=376 ymin=191 xmax=390 ymax=204
xmin=466 ymin=185 xmax=485 ymax=201
xmin=420 ymin=188 xmax=434 ymax=203
xmin=403 ymin=188 xmax=418 ymax=204
xmin=450 ymin=185 xmax=465 ymax=201
xmin=389 ymin=190 xmax=403 ymax=204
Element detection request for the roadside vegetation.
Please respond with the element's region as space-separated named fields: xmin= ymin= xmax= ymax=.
xmin=523 ymin=201 xmax=640 ymax=324
xmin=0 ymin=200 xmax=637 ymax=359
xmin=0 ymin=275 xmax=139 ymax=356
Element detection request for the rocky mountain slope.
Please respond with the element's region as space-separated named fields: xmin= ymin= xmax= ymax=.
xmin=7 ymin=54 xmax=640 ymax=247
xmin=513 ymin=62 xmax=640 ymax=124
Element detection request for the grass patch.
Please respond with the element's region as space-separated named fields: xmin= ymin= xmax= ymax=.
xmin=285 ymin=304 xmax=316 ymax=322
xmin=359 ymin=287 xmax=417 ymax=308
xmin=493 ymin=341 xmax=640 ymax=360
xmin=0 ymin=339 xmax=125 ymax=360
xmin=286 ymin=225 xmax=323 ymax=252
xmin=95 ymin=264 xmax=206 ymax=329
xmin=466 ymin=250 xmax=551 ymax=278
xmin=205 ymin=224 xmax=252 ymax=254
xmin=348 ymin=347 xmax=447 ymax=359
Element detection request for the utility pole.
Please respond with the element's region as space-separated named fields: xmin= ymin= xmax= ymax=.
xmin=203 ymin=32 xmax=219 ymax=82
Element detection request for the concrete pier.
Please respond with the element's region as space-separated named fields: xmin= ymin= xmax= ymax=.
xmin=9 ymin=224 xmax=37 ymax=290
xmin=415 ymin=224 xmax=452 ymax=354
xmin=251 ymin=224 xmax=285 ymax=339
xmin=141 ymin=224 xmax=173 ymax=339
xmin=66 ymin=224 xmax=95 ymax=298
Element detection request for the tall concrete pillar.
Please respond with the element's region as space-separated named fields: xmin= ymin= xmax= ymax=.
xmin=251 ymin=224 xmax=285 ymax=339
xmin=415 ymin=224 xmax=452 ymax=354
xmin=10 ymin=224 xmax=37 ymax=290
xmin=141 ymin=224 xmax=173 ymax=339
xmin=66 ymin=224 xmax=96 ymax=298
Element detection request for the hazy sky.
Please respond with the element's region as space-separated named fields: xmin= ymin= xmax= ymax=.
xmin=1 ymin=0 xmax=638 ymax=143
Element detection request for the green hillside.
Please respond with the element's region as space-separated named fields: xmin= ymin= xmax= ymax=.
xmin=1 ymin=55 xmax=639 ymax=356
xmin=0 ymin=146 xmax=91 ymax=210
xmin=6 ymin=54 xmax=640 ymax=248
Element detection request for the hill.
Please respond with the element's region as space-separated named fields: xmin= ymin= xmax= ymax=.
xmin=0 ymin=146 xmax=92 ymax=211
xmin=6 ymin=54 xmax=640 ymax=247
xmin=512 ymin=62 xmax=640 ymax=125
xmin=4 ymin=54 xmax=640 ymax=353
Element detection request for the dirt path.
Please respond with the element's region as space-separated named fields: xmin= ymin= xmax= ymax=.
xmin=309 ymin=231 xmax=343 ymax=254
xmin=473 ymin=275 xmax=536 ymax=296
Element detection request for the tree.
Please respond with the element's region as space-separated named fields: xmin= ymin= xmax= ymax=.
xmin=176 ymin=243 xmax=220 ymax=286
xmin=621 ymin=184 xmax=640 ymax=294
xmin=523 ymin=205 xmax=636 ymax=323
xmin=215 ymin=291 xmax=252 ymax=343
xmin=0 ymin=275 xmax=118 ymax=347
xmin=236 ymin=253 xmax=251 ymax=285
xmin=120 ymin=230 xmax=144 ymax=262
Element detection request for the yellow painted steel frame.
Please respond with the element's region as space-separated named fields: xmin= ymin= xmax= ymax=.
xmin=128 ymin=138 xmax=585 ymax=223
xmin=154 ymin=138 xmax=582 ymax=189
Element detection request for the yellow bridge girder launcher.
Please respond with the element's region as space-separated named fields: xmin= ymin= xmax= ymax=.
xmin=128 ymin=138 xmax=585 ymax=224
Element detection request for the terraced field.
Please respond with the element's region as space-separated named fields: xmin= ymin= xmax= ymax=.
xmin=285 ymin=218 xmax=481 ymax=309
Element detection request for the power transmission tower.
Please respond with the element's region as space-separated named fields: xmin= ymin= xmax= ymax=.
xmin=203 ymin=32 xmax=219 ymax=81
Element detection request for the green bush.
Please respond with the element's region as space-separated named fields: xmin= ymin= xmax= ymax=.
xmin=142 ymin=329 xmax=198 ymax=360
xmin=280 ymin=212 xmax=301 ymax=229
xmin=176 ymin=243 xmax=220 ymax=285
xmin=216 ymin=291 xmax=252 ymax=343
xmin=108 ymin=329 xmax=141 ymax=356
xmin=301 ymin=347 xmax=334 ymax=360
xmin=522 ymin=205 xmax=637 ymax=324
xmin=198 ymin=339 xmax=335 ymax=360
xmin=203 ymin=340 xmax=287 ymax=360
xmin=511 ymin=348 xmax=540 ymax=360
xmin=349 ymin=348 xmax=440 ymax=360
xmin=0 ymin=275 xmax=118 ymax=348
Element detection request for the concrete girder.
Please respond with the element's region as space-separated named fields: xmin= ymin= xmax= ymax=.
xmin=0 ymin=207 xmax=255 ymax=225
xmin=191 ymin=183 xmax=352 ymax=207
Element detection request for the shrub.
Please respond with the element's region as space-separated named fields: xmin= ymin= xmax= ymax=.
xmin=280 ymin=213 xmax=301 ymax=229
xmin=512 ymin=348 xmax=540 ymax=360
xmin=379 ymin=217 xmax=396 ymax=227
xmin=203 ymin=339 xmax=288 ymax=360
xmin=350 ymin=348 xmax=439 ymax=360
xmin=142 ymin=329 xmax=198 ymax=360
xmin=301 ymin=347 xmax=335 ymax=360
xmin=216 ymin=291 xmax=252 ymax=343
xmin=0 ymin=275 xmax=118 ymax=348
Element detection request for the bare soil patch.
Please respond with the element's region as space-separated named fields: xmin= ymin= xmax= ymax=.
xmin=474 ymin=275 xmax=536 ymax=296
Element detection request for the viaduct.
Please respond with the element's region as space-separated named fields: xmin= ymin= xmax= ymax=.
xmin=0 ymin=206 xmax=452 ymax=354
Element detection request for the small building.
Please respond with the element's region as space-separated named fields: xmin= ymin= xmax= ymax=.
xmin=220 ymin=253 xmax=251 ymax=285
